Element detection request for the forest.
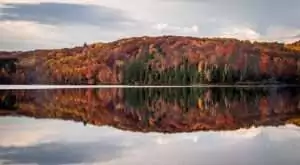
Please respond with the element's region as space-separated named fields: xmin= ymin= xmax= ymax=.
xmin=122 ymin=54 xmax=292 ymax=85
xmin=1 ymin=36 xmax=300 ymax=85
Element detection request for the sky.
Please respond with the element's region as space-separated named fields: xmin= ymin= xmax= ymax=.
xmin=0 ymin=0 xmax=300 ymax=51
xmin=0 ymin=117 xmax=300 ymax=165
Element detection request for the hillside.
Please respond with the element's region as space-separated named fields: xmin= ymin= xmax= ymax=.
xmin=286 ymin=40 xmax=300 ymax=51
xmin=1 ymin=36 xmax=300 ymax=84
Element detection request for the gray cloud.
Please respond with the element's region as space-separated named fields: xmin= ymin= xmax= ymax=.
xmin=292 ymin=34 xmax=300 ymax=39
xmin=0 ymin=141 xmax=125 ymax=165
xmin=0 ymin=3 xmax=135 ymax=28
xmin=0 ymin=0 xmax=299 ymax=51
xmin=162 ymin=0 xmax=300 ymax=35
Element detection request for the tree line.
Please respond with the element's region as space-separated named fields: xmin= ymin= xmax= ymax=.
xmin=122 ymin=53 xmax=298 ymax=85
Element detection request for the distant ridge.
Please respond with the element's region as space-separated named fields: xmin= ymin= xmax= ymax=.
xmin=0 ymin=36 xmax=300 ymax=85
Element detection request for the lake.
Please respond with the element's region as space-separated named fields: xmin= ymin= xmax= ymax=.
xmin=0 ymin=87 xmax=300 ymax=165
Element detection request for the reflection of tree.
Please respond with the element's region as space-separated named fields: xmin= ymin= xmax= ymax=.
xmin=0 ymin=88 xmax=299 ymax=132
xmin=0 ymin=92 xmax=18 ymax=110
xmin=124 ymin=88 xmax=268 ymax=110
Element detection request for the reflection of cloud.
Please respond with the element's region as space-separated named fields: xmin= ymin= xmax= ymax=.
xmin=219 ymin=125 xmax=300 ymax=141
xmin=220 ymin=126 xmax=262 ymax=139
xmin=0 ymin=141 xmax=125 ymax=165
xmin=1 ymin=115 xmax=300 ymax=165
xmin=154 ymin=134 xmax=200 ymax=145
xmin=155 ymin=136 xmax=170 ymax=145
xmin=0 ymin=117 xmax=139 ymax=165
xmin=0 ymin=130 xmax=56 ymax=147
xmin=264 ymin=125 xmax=300 ymax=142
xmin=182 ymin=135 xmax=199 ymax=143
xmin=106 ymin=125 xmax=300 ymax=165
xmin=0 ymin=117 xmax=59 ymax=147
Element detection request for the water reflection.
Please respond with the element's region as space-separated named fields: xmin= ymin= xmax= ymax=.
xmin=0 ymin=87 xmax=299 ymax=132
xmin=0 ymin=117 xmax=299 ymax=165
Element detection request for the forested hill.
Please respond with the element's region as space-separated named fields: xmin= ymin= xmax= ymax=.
xmin=1 ymin=36 xmax=300 ymax=85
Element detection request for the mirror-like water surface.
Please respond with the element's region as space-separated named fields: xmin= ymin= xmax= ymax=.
xmin=0 ymin=87 xmax=300 ymax=165
xmin=0 ymin=117 xmax=300 ymax=165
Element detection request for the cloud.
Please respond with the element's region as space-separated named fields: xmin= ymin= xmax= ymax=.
xmin=0 ymin=20 xmax=65 ymax=50
xmin=153 ymin=23 xmax=199 ymax=34
xmin=0 ymin=19 xmax=152 ymax=51
xmin=0 ymin=0 xmax=300 ymax=50
xmin=264 ymin=26 xmax=300 ymax=43
xmin=0 ymin=19 xmax=149 ymax=51
xmin=0 ymin=2 xmax=150 ymax=50
xmin=0 ymin=0 xmax=88 ymax=4
xmin=0 ymin=2 xmax=135 ymax=28
xmin=0 ymin=20 xmax=60 ymax=40
xmin=220 ymin=26 xmax=261 ymax=40
xmin=156 ymin=0 xmax=300 ymax=37
xmin=207 ymin=0 xmax=300 ymax=34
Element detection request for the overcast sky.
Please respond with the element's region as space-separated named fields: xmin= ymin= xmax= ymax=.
xmin=0 ymin=0 xmax=299 ymax=50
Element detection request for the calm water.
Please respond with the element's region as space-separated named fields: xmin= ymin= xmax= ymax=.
xmin=0 ymin=87 xmax=300 ymax=165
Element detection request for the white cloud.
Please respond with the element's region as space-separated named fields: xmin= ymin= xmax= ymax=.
xmin=153 ymin=23 xmax=199 ymax=34
xmin=220 ymin=26 xmax=261 ymax=40
xmin=153 ymin=23 xmax=168 ymax=31
xmin=219 ymin=25 xmax=300 ymax=43
xmin=0 ymin=0 xmax=299 ymax=50
xmin=0 ymin=20 xmax=60 ymax=40
xmin=0 ymin=20 xmax=127 ymax=50
xmin=0 ymin=0 xmax=91 ymax=4
xmin=264 ymin=26 xmax=300 ymax=43
xmin=0 ymin=20 xmax=65 ymax=50
xmin=184 ymin=25 xmax=198 ymax=33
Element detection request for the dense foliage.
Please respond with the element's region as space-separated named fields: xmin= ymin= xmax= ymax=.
xmin=0 ymin=59 xmax=17 ymax=84
xmin=1 ymin=36 xmax=300 ymax=84
xmin=123 ymin=53 xmax=299 ymax=85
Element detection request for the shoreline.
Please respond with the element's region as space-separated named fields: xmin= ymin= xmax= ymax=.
xmin=0 ymin=84 xmax=299 ymax=90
